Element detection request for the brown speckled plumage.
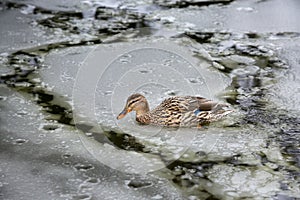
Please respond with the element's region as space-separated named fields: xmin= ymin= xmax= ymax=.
xmin=117 ymin=93 xmax=232 ymax=127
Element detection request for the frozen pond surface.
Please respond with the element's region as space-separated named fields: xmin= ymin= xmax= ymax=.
xmin=0 ymin=86 xmax=182 ymax=199
xmin=1 ymin=0 xmax=300 ymax=199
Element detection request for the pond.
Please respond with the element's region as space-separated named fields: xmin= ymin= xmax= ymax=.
xmin=0 ymin=0 xmax=299 ymax=199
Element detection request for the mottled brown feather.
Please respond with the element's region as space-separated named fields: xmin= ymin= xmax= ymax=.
xmin=118 ymin=94 xmax=232 ymax=127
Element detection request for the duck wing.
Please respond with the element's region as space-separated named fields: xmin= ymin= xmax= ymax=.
xmin=184 ymin=96 xmax=219 ymax=111
xmin=150 ymin=96 xmax=223 ymax=126
xmin=152 ymin=96 xmax=223 ymax=114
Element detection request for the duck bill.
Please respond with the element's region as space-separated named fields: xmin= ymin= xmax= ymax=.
xmin=117 ymin=109 xmax=128 ymax=120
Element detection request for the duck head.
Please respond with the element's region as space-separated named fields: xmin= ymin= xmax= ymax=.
xmin=117 ymin=93 xmax=150 ymax=120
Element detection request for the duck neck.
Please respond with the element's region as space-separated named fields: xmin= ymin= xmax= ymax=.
xmin=136 ymin=102 xmax=151 ymax=124
xmin=136 ymin=113 xmax=151 ymax=124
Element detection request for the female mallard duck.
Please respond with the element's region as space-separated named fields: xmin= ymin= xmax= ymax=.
xmin=117 ymin=93 xmax=232 ymax=127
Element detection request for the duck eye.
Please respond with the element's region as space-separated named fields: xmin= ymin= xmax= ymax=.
xmin=128 ymin=98 xmax=140 ymax=107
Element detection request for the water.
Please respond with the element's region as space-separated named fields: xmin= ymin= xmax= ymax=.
xmin=0 ymin=0 xmax=299 ymax=199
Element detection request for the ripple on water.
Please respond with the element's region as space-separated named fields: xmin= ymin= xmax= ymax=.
xmin=119 ymin=54 xmax=132 ymax=64
xmin=74 ymin=163 xmax=94 ymax=171
xmin=14 ymin=138 xmax=28 ymax=145
xmin=73 ymin=194 xmax=92 ymax=200
xmin=85 ymin=178 xmax=99 ymax=184
xmin=103 ymin=90 xmax=113 ymax=96
xmin=138 ymin=68 xmax=153 ymax=74
xmin=62 ymin=153 xmax=72 ymax=159
xmin=41 ymin=124 xmax=60 ymax=131
xmin=127 ymin=179 xmax=152 ymax=188
xmin=187 ymin=77 xmax=204 ymax=84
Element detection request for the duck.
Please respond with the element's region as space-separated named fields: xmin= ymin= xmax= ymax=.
xmin=117 ymin=93 xmax=232 ymax=127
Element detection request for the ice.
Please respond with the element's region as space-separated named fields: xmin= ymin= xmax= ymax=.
xmin=207 ymin=165 xmax=281 ymax=198
xmin=149 ymin=0 xmax=300 ymax=33
xmin=1 ymin=0 xmax=300 ymax=199
xmin=0 ymin=86 xmax=182 ymax=199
